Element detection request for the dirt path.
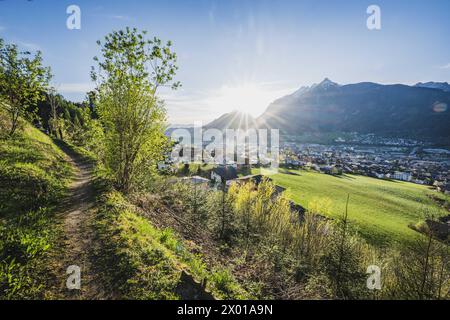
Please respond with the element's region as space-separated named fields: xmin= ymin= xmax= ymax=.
xmin=50 ymin=145 xmax=106 ymax=299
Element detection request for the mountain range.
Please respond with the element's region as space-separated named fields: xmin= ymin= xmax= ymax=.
xmin=206 ymin=79 xmax=450 ymax=139
xmin=415 ymin=81 xmax=450 ymax=92
xmin=204 ymin=111 xmax=255 ymax=131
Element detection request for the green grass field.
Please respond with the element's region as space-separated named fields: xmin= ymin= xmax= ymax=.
xmin=254 ymin=168 xmax=449 ymax=246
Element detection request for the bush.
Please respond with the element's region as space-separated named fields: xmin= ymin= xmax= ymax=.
xmin=210 ymin=268 xmax=239 ymax=296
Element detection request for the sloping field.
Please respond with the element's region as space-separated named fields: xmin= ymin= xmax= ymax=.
xmin=256 ymin=168 xmax=449 ymax=246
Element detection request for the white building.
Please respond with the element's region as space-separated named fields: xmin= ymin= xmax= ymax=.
xmin=181 ymin=176 xmax=210 ymax=185
xmin=392 ymin=171 xmax=412 ymax=182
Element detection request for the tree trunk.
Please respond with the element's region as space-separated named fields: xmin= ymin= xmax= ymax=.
xmin=420 ymin=232 xmax=433 ymax=299
xmin=335 ymin=194 xmax=350 ymax=298
xmin=220 ymin=183 xmax=226 ymax=239
xmin=9 ymin=110 xmax=19 ymax=136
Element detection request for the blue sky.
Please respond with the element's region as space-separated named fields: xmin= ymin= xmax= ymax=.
xmin=0 ymin=0 xmax=449 ymax=124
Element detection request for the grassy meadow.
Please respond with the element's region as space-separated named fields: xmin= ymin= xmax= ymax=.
xmin=255 ymin=168 xmax=449 ymax=246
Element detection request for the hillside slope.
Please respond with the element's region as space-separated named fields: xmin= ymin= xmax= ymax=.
xmin=255 ymin=168 xmax=450 ymax=246
xmin=0 ymin=113 xmax=248 ymax=300
xmin=94 ymin=191 xmax=248 ymax=299
xmin=0 ymin=116 xmax=73 ymax=298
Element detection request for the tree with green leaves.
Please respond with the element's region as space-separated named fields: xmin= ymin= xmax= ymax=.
xmin=91 ymin=28 xmax=180 ymax=192
xmin=0 ymin=39 xmax=51 ymax=136
xmin=320 ymin=195 xmax=369 ymax=299
xmin=209 ymin=181 xmax=236 ymax=244
xmin=46 ymin=87 xmax=64 ymax=139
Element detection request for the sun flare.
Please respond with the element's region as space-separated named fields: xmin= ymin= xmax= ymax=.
xmin=210 ymin=83 xmax=283 ymax=117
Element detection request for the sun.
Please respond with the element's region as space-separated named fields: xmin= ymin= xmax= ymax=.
xmin=211 ymin=83 xmax=276 ymax=117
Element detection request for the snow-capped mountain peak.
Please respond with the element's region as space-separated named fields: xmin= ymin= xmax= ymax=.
xmin=317 ymin=77 xmax=339 ymax=88
xmin=309 ymin=78 xmax=340 ymax=91
xmin=291 ymin=78 xmax=339 ymax=98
